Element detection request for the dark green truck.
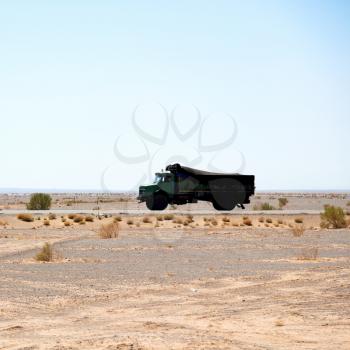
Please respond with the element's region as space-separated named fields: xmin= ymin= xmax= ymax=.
xmin=138 ymin=163 xmax=255 ymax=211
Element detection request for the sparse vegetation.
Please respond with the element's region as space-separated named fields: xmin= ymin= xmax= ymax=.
xmin=48 ymin=213 xmax=56 ymax=220
xmin=43 ymin=219 xmax=50 ymax=226
xmin=73 ymin=215 xmax=84 ymax=223
xmin=99 ymin=222 xmax=119 ymax=239
xmin=0 ymin=219 xmax=8 ymax=226
xmin=320 ymin=205 xmax=346 ymax=229
xmin=294 ymin=217 xmax=303 ymax=224
xmin=258 ymin=217 xmax=264 ymax=223
xmin=114 ymin=216 xmax=122 ymax=222
xmin=68 ymin=214 xmax=76 ymax=220
xmin=142 ymin=216 xmax=152 ymax=223
xmin=292 ymin=224 xmax=305 ymax=237
xmin=85 ymin=215 xmax=94 ymax=222
xmin=156 ymin=215 xmax=164 ymax=221
xmin=266 ymin=218 xmax=272 ymax=223
xmin=254 ymin=202 xmax=275 ymax=210
xmin=164 ymin=214 xmax=174 ymax=220
xmin=17 ymin=213 xmax=34 ymax=222
xmin=26 ymin=193 xmax=52 ymax=210
xmin=64 ymin=221 xmax=71 ymax=227
xmin=298 ymin=247 xmax=319 ymax=260
xmin=35 ymin=243 xmax=53 ymax=262
xmin=127 ymin=219 xmax=134 ymax=225
xmin=243 ymin=218 xmax=252 ymax=226
xmin=222 ymin=216 xmax=230 ymax=223
xmin=278 ymin=197 xmax=288 ymax=209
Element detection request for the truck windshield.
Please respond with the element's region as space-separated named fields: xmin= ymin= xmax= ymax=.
xmin=153 ymin=175 xmax=163 ymax=183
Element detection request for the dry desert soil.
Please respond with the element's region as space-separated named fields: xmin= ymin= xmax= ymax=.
xmin=0 ymin=192 xmax=350 ymax=349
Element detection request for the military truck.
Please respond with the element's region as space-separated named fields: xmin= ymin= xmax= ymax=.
xmin=138 ymin=163 xmax=255 ymax=211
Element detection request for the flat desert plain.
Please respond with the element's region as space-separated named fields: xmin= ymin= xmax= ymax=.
xmin=0 ymin=193 xmax=350 ymax=349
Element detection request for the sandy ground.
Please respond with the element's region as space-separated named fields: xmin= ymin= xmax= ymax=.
xmin=0 ymin=194 xmax=350 ymax=349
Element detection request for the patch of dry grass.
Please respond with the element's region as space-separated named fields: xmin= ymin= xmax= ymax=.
xmin=43 ymin=219 xmax=50 ymax=226
xmin=243 ymin=217 xmax=252 ymax=226
xmin=73 ymin=215 xmax=84 ymax=223
xmin=142 ymin=216 xmax=152 ymax=223
xmin=292 ymin=224 xmax=305 ymax=237
xmin=64 ymin=221 xmax=71 ymax=227
xmin=294 ymin=217 xmax=303 ymax=224
xmin=266 ymin=218 xmax=272 ymax=223
xmin=48 ymin=213 xmax=56 ymax=220
xmin=114 ymin=216 xmax=122 ymax=222
xmin=85 ymin=215 xmax=94 ymax=222
xmin=258 ymin=217 xmax=264 ymax=223
xmin=0 ymin=219 xmax=8 ymax=226
xmin=35 ymin=243 xmax=53 ymax=262
xmin=298 ymin=247 xmax=319 ymax=260
xmin=68 ymin=214 xmax=76 ymax=220
xmin=164 ymin=214 xmax=174 ymax=220
xmin=98 ymin=222 xmax=119 ymax=239
xmin=17 ymin=213 xmax=34 ymax=222
xmin=127 ymin=219 xmax=134 ymax=225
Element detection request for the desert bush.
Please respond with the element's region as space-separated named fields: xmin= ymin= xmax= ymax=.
xmin=26 ymin=193 xmax=52 ymax=210
xmin=173 ymin=217 xmax=183 ymax=225
xmin=43 ymin=219 xmax=50 ymax=226
xmin=243 ymin=218 xmax=252 ymax=226
xmin=156 ymin=215 xmax=164 ymax=221
xmin=0 ymin=219 xmax=8 ymax=226
xmin=61 ymin=217 xmax=66 ymax=222
xmin=292 ymin=224 xmax=305 ymax=237
xmin=222 ymin=216 xmax=230 ymax=223
xmin=254 ymin=202 xmax=275 ymax=210
xmin=35 ymin=243 xmax=53 ymax=262
xmin=164 ymin=214 xmax=174 ymax=220
xmin=99 ymin=222 xmax=119 ymax=239
xmin=320 ymin=205 xmax=346 ymax=229
xmin=17 ymin=213 xmax=34 ymax=222
xmin=85 ymin=215 xmax=94 ymax=222
xmin=294 ymin=217 xmax=303 ymax=224
xmin=127 ymin=219 xmax=134 ymax=225
xmin=64 ymin=221 xmax=71 ymax=227
xmin=48 ymin=213 xmax=56 ymax=220
xmin=278 ymin=219 xmax=283 ymax=225
xmin=298 ymin=247 xmax=318 ymax=260
xmin=73 ymin=215 xmax=84 ymax=223
xmin=142 ymin=216 xmax=152 ymax=223
xmin=68 ymin=214 xmax=76 ymax=220
xmin=278 ymin=198 xmax=288 ymax=209
xmin=266 ymin=218 xmax=272 ymax=223
xmin=258 ymin=217 xmax=264 ymax=223
xmin=114 ymin=216 xmax=122 ymax=222
xmin=210 ymin=218 xmax=218 ymax=226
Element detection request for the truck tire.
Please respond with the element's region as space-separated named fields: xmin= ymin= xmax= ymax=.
xmin=212 ymin=200 xmax=235 ymax=211
xmin=146 ymin=192 xmax=168 ymax=210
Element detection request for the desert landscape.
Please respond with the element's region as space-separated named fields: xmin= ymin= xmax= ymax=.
xmin=0 ymin=192 xmax=349 ymax=349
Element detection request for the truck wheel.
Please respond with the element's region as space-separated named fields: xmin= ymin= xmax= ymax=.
xmin=212 ymin=201 xmax=235 ymax=211
xmin=146 ymin=193 xmax=168 ymax=210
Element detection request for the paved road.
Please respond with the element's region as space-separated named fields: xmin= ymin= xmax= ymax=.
xmin=0 ymin=209 xmax=322 ymax=216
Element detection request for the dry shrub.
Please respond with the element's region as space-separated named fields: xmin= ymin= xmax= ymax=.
xmin=173 ymin=217 xmax=183 ymax=225
xmin=79 ymin=220 xmax=86 ymax=225
xmin=278 ymin=219 xmax=283 ymax=225
xmin=266 ymin=218 xmax=272 ymax=223
xmin=210 ymin=218 xmax=218 ymax=226
xmin=186 ymin=214 xmax=194 ymax=223
xmin=142 ymin=216 xmax=152 ymax=223
xmin=222 ymin=216 xmax=230 ymax=223
xmin=278 ymin=198 xmax=288 ymax=209
xmin=243 ymin=218 xmax=252 ymax=226
xmin=275 ymin=320 xmax=285 ymax=327
xmin=264 ymin=223 xmax=269 ymax=227
xmin=48 ymin=213 xmax=56 ymax=220
xmin=85 ymin=215 xmax=94 ymax=222
xmin=156 ymin=215 xmax=164 ymax=221
xmin=292 ymin=224 xmax=305 ymax=237
xmin=99 ymin=222 xmax=119 ymax=239
xmin=127 ymin=219 xmax=134 ymax=225
xmin=68 ymin=214 xmax=76 ymax=220
xmin=64 ymin=221 xmax=71 ymax=227
xmin=73 ymin=215 xmax=84 ymax=223
xmin=43 ymin=219 xmax=50 ymax=226
xmin=114 ymin=216 xmax=122 ymax=222
xmin=254 ymin=202 xmax=275 ymax=210
xmin=35 ymin=243 xmax=53 ymax=262
xmin=164 ymin=214 xmax=174 ymax=220
xmin=298 ymin=247 xmax=319 ymax=260
xmin=17 ymin=213 xmax=34 ymax=222
xmin=0 ymin=219 xmax=8 ymax=226
xmin=183 ymin=220 xmax=189 ymax=226
xmin=258 ymin=217 xmax=264 ymax=223
xmin=320 ymin=205 xmax=346 ymax=229
xmin=27 ymin=193 xmax=52 ymax=210
xmin=61 ymin=217 xmax=66 ymax=222
xmin=294 ymin=217 xmax=303 ymax=224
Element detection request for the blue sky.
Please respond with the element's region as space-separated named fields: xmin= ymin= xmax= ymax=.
xmin=1 ymin=0 xmax=349 ymax=191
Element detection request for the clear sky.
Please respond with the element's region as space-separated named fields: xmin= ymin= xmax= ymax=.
xmin=1 ymin=0 xmax=349 ymax=191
